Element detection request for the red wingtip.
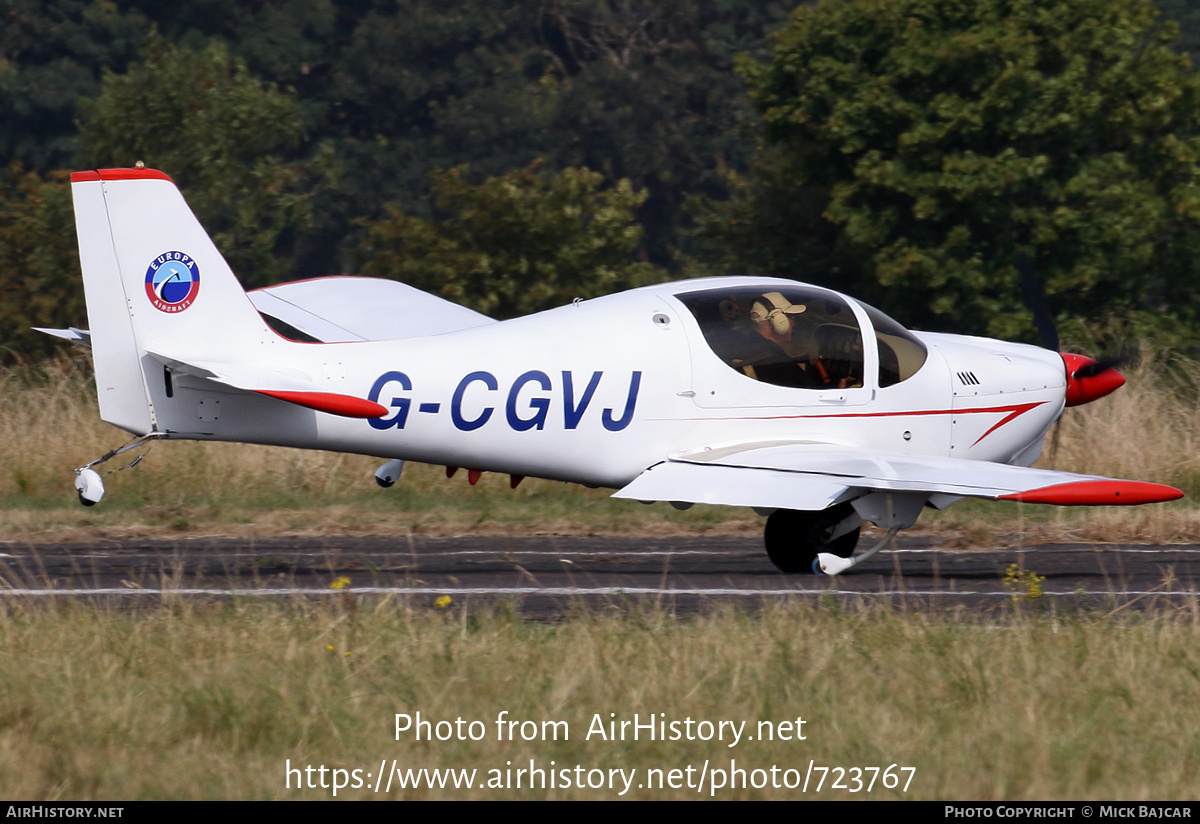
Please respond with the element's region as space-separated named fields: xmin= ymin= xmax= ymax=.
xmin=999 ymin=479 xmax=1183 ymax=506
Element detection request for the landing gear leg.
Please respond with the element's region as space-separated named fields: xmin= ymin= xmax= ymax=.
xmin=73 ymin=432 xmax=165 ymax=505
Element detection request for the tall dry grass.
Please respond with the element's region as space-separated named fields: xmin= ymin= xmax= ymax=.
xmin=0 ymin=356 xmax=379 ymax=502
xmin=0 ymin=354 xmax=1196 ymax=540
xmin=0 ymin=356 xmax=744 ymax=539
xmin=1048 ymin=356 xmax=1200 ymax=495
xmin=1018 ymin=354 xmax=1200 ymax=543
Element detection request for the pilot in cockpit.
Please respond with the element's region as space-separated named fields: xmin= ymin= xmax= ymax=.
xmin=705 ymin=291 xmax=822 ymax=388
xmin=677 ymin=286 xmax=866 ymax=391
xmin=748 ymin=291 xmax=856 ymax=389
xmin=748 ymin=292 xmax=809 ymax=358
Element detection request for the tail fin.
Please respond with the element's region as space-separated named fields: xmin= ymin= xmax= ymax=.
xmin=71 ymin=168 xmax=272 ymax=435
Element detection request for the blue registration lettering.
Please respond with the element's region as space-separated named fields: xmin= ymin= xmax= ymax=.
xmin=367 ymin=371 xmax=412 ymax=430
xmin=506 ymin=370 xmax=552 ymax=431
xmin=601 ymin=371 xmax=642 ymax=432
xmin=452 ymin=371 xmax=498 ymax=431
xmin=563 ymin=371 xmax=601 ymax=430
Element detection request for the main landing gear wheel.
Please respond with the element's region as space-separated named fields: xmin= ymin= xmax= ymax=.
xmin=764 ymin=506 xmax=860 ymax=574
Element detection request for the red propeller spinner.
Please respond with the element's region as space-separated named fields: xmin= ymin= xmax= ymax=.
xmin=1062 ymin=353 xmax=1126 ymax=407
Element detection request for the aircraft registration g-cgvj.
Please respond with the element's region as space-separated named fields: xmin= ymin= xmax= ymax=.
xmin=43 ymin=167 xmax=1183 ymax=575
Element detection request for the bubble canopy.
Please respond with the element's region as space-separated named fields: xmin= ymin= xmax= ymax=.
xmin=674 ymin=284 xmax=927 ymax=390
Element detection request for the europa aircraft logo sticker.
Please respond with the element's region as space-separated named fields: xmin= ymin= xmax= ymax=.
xmin=145 ymin=252 xmax=200 ymax=313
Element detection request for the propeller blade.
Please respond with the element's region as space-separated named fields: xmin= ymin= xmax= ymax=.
xmin=1018 ymin=255 xmax=1060 ymax=352
xmin=1073 ymin=346 xmax=1138 ymax=378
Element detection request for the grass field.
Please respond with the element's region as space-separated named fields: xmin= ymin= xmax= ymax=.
xmin=0 ymin=597 xmax=1196 ymax=800
xmin=0 ymin=356 xmax=1198 ymax=800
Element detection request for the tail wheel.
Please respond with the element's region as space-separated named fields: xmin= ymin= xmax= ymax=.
xmin=763 ymin=505 xmax=860 ymax=574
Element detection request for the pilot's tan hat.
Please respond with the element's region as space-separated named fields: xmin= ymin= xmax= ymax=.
xmin=750 ymin=292 xmax=806 ymax=334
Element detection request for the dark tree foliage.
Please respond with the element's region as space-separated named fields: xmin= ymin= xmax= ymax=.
xmin=1157 ymin=0 xmax=1200 ymax=56
xmin=78 ymin=35 xmax=324 ymax=289
xmin=354 ymin=163 xmax=661 ymax=318
xmin=730 ymin=0 xmax=1200 ymax=341
xmin=6 ymin=0 xmax=1200 ymax=360
xmin=0 ymin=0 xmax=149 ymax=169
xmin=0 ymin=166 xmax=82 ymax=360
xmin=532 ymin=1 xmax=799 ymax=266
xmin=109 ymin=0 xmax=800 ymax=275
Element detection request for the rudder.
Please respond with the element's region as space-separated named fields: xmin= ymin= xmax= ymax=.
xmin=71 ymin=168 xmax=272 ymax=435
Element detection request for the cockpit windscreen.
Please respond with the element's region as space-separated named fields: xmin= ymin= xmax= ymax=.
xmin=676 ymin=287 xmax=865 ymax=390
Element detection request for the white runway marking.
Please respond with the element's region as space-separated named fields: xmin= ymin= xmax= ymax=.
xmin=0 ymin=585 xmax=1193 ymax=598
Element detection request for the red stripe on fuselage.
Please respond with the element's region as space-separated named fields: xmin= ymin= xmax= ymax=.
xmin=961 ymin=402 xmax=1045 ymax=446
xmin=647 ymin=402 xmax=1047 ymax=446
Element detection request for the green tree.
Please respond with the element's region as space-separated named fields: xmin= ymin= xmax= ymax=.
xmin=0 ymin=166 xmax=81 ymax=360
xmin=736 ymin=0 xmax=1200 ymax=340
xmin=78 ymin=34 xmax=323 ymax=287
xmin=1157 ymin=0 xmax=1200 ymax=61
xmin=535 ymin=0 xmax=800 ymax=266
xmin=353 ymin=163 xmax=662 ymax=318
xmin=0 ymin=0 xmax=149 ymax=170
xmin=135 ymin=0 xmax=797 ymax=276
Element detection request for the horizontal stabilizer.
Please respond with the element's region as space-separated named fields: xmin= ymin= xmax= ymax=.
xmin=33 ymin=327 xmax=91 ymax=347
xmin=146 ymin=350 xmax=385 ymax=419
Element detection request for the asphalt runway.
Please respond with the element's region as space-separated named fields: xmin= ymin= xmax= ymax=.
xmin=1 ymin=532 xmax=1197 ymax=615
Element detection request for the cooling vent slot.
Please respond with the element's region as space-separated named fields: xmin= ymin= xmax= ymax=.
xmin=957 ymin=371 xmax=980 ymax=386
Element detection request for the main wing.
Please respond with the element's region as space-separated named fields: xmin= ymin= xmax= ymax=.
xmin=613 ymin=442 xmax=1182 ymax=510
xmin=248 ymin=277 xmax=494 ymax=342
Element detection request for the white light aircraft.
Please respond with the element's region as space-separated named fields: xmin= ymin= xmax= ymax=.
xmin=44 ymin=168 xmax=1183 ymax=575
